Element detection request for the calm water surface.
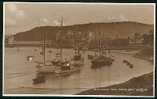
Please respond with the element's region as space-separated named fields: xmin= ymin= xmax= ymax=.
xmin=4 ymin=47 xmax=153 ymax=94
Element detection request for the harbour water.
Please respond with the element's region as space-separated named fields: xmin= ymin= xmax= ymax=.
xmin=4 ymin=47 xmax=153 ymax=95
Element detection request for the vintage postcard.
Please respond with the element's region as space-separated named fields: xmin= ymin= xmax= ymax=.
xmin=3 ymin=2 xmax=155 ymax=97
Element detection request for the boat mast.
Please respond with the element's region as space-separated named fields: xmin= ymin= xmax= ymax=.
xmin=60 ymin=17 xmax=63 ymax=60
xmin=94 ymin=31 xmax=97 ymax=56
xmin=97 ymin=25 xmax=101 ymax=56
xmin=43 ymin=32 xmax=46 ymax=65
xmin=77 ymin=32 xmax=80 ymax=55
xmin=99 ymin=32 xmax=101 ymax=56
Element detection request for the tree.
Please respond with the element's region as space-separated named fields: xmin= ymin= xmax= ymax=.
xmin=142 ymin=29 xmax=154 ymax=46
xmin=134 ymin=33 xmax=140 ymax=44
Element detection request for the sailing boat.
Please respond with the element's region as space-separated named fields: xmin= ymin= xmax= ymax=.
xmin=33 ymin=32 xmax=48 ymax=84
xmin=71 ymin=32 xmax=84 ymax=67
xmin=51 ymin=17 xmax=81 ymax=76
xmin=35 ymin=31 xmax=56 ymax=74
xmin=90 ymin=32 xmax=114 ymax=69
xmin=33 ymin=17 xmax=81 ymax=82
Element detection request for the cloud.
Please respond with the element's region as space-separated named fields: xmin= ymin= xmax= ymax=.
xmin=6 ymin=3 xmax=18 ymax=12
xmin=42 ymin=18 xmax=49 ymax=24
xmin=5 ymin=18 xmax=16 ymax=27
xmin=39 ymin=18 xmax=63 ymax=26
xmin=16 ymin=10 xmax=25 ymax=19
xmin=39 ymin=18 xmax=49 ymax=26
xmin=119 ymin=14 xmax=128 ymax=21
xmin=5 ymin=3 xmax=26 ymax=27
xmin=104 ymin=14 xmax=128 ymax=22
xmin=53 ymin=19 xmax=60 ymax=26
xmin=6 ymin=3 xmax=26 ymax=19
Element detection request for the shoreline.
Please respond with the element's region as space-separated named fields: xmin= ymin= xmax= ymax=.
xmin=76 ymin=72 xmax=153 ymax=96
xmin=76 ymin=50 xmax=154 ymax=96
xmin=112 ymin=50 xmax=153 ymax=63
xmin=4 ymin=47 xmax=154 ymax=95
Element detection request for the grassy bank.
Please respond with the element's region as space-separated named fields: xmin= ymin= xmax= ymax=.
xmin=77 ymin=72 xmax=153 ymax=96
xmin=134 ymin=47 xmax=154 ymax=63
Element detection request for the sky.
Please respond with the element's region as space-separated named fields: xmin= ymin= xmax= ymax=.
xmin=4 ymin=3 xmax=155 ymax=35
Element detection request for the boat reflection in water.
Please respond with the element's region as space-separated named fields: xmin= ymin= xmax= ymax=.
xmin=33 ymin=54 xmax=82 ymax=84
xmin=33 ymin=72 xmax=46 ymax=84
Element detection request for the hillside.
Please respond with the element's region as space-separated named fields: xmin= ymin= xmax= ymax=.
xmin=77 ymin=72 xmax=153 ymax=96
xmin=13 ymin=21 xmax=153 ymax=42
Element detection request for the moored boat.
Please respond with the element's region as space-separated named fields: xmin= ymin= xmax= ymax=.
xmin=71 ymin=53 xmax=84 ymax=67
xmin=123 ymin=59 xmax=134 ymax=69
xmin=88 ymin=54 xmax=94 ymax=60
xmin=90 ymin=32 xmax=114 ymax=69
xmin=33 ymin=73 xmax=46 ymax=84
xmin=91 ymin=55 xmax=114 ymax=69
xmin=33 ymin=17 xmax=82 ymax=84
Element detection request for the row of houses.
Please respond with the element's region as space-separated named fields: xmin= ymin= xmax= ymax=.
xmin=5 ymin=35 xmax=52 ymax=47
xmin=5 ymin=31 xmax=151 ymax=48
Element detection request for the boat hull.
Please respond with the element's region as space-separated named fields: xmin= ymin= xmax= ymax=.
xmin=32 ymin=73 xmax=46 ymax=84
xmin=91 ymin=56 xmax=114 ymax=69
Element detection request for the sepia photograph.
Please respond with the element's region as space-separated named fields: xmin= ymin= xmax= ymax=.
xmin=3 ymin=2 xmax=155 ymax=97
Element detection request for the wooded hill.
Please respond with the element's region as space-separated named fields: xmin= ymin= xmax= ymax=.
xmin=13 ymin=21 xmax=153 ymax=41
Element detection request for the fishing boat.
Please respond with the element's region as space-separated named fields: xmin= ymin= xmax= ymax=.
xmin=33 ymin=17 xmax=81 ymax=84
xmin=72 ymin=55 xmax=84 ymax=67
xmin=70 ymin=31 xmax=84 ymax=67
xmin=32 ymin=30 xmax=55 ymax=84
xmin=34 ymin=28 xmax=56 ymax=75
xmin=90 ymin=32 xmax=114 ymax=69
xmin=91 ymin=55 xmax=114 ymax=68
xmin=54 ymin=63 xmax=81 ymax=77
xmin=37 ymin=60 xmax=81 ymax=76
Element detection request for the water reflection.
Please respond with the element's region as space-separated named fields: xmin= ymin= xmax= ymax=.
xmin=4 ymin=47 xmax=153 ymax=94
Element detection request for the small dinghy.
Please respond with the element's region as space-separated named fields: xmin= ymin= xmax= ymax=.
xmin=33 ymin=73 xmax=46 ymax=84
xmin=123 ymin=59 xmax=134 ymax=69
xmin=88 ymin=55 xmax=94 ymax=60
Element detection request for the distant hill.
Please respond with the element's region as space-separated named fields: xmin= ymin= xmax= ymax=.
xmin=13 ymin=21 xmax=153 ymax=42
